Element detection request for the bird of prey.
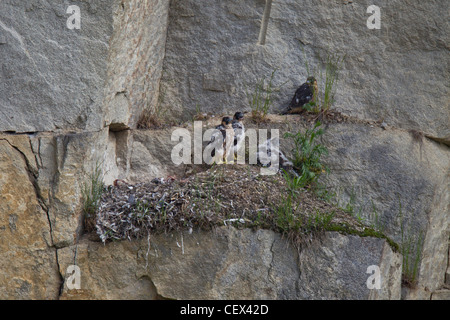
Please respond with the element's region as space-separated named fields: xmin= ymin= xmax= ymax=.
xmin=282 ymin=76 xmax=318 ymax=114
xmin=232 ymin=112 xmax=245 ymax=159
xmin=256 ymin=137 xmax=294 ymax=170
xmin=210 ymin=116 xmax=234 ymax=163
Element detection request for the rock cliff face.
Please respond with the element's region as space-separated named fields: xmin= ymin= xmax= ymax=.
xmin=57 ymin=228 xmax=401 ymax=300
xmin=160 ymin=0 xmax=449 ymax=139
xmin=0 ymin=0 xmax=448 ymax=300
xmin=0 ymin=136 xmax=60 ymax=299
xmin=0 ymin=0 xmax=113 ymax=132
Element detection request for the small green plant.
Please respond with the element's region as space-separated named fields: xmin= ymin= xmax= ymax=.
xmin=137 ymin=104 xmax=169 ymax=129
xmin=368 ymin=200 xmax=385 ymax=233
xmin=246 ymin=69 xmax=278 ymax=122
xmin=135 ymin=199 xmax=151 ymax=217
xmin=274 ymin=194 xmax=299 ymax=231
xmin=305 ymin=210 xmax=335 ymax=233
xmin=282 ymin=169 xmax=308 ymax=195
xmin=273 ymin=192 xmax=336 ymax=248
xmin=283 ymin=121 xmax=329 ymax=186
xmin=82 ymin=162 xmax=105 ymax=231
xmin=340 ymin=187 xmax=364 ymax=223
xmin=401 ymin=231 xmax=424 ymax=286
xmin=192 ymin=103 xmax=208 ymax=121
xmin=398 ymin=197 xmax=424 ymax=287
xmin=320 ymin=52 xmax=345 ymax=113
xmin=275 ymin=162 xmax=336 ymax=247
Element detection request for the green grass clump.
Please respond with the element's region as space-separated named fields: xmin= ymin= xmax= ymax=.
xmin=400 ymin=231 xmax=423 ymax=286
xmin=320 ymin=52 xmax=345 ymax=113
xmin=272 ymin=123 xmax=334 ymax=247
xmin=82 ymin=162 xmax=105 ymax=231
xmin=273 ymin=192 xmax=336 ymax=248
xmin=283 ymin=121 xmax=329 ymax=186
xmin=275 ymin=123 xmax=401 ymax=252
xmin=398 ymin=198 xmax=424 ymax=287
xmin=246 ymin=69 xmax=279 ymax=122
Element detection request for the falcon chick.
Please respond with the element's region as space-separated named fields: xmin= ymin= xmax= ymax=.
xmin=210 ymin=116 xmax=234 ymax=163
xmin=232 ymin=112 xmax=245 ymax=158
xmin=256 ymin=137 xmax=293 ymax=170
xmin=282 ymin=76 xmax=318 ymax=115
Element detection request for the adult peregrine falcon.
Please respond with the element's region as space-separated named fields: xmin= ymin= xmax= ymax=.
xmin=210 ymin=116 xmax=234 ymax=163
xmin=282 ymin=76 xmax=318 ymax=115
xmin=232 ymin=112 xmax=245 ymax=157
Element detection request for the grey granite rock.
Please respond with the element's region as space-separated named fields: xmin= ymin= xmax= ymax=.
xmin=0 ymin=0 xmax=114 ymax=132
xmin=57 ymin=228 xmax=402 ymax=300
xmin=160 ymin=0 xmax=449 ymax=139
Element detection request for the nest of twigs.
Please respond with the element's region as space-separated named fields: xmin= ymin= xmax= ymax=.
xmin=93 ymin=164 xmax=367 ymax=247
xmin=95 ymin=165 xmax=282 ymax=241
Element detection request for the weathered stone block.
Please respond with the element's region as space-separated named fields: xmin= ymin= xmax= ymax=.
xmin=58 ymin=228 xmax=402 ymax=300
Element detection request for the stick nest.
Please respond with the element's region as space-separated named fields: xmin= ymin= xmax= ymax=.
xmin=94 ymin=164 xmax=365 ymax=245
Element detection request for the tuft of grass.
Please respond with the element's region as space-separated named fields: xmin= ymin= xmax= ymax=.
xmin=304 ymin=210 xmax=336 ymax=234
xmin=279 ymin=123 xmax=400 ymax=254
xmin=82 ymin=162 xmax=105 ymax=232
xmin=368 ymin=200 xmax=385 ymax=233
xmin=273 ymin=193 xmax=299 ymax=231
xmin=409 ymin=129 xmax=424 ymax=143
xmin=273 ymin=189 xmax=336 ymax=248
xmin=283 ymin=121 xmax=329 ymax=186
xmin=282 ymin=169 xmax=308 ymax=195
xmin=341 ymin=187 xmax=365 ymax=223
xmin=137 ymin=104 xmax=170 ymax=129
xmin=311 ymin=182 xmax=336 ymax=202
xmin=137 ymin=109 xmax=161 ymax=129
xmin=246 ymin=69 xmax=280 ymax=122
xmin=274 ymin=161 xmax=335 ymax=249
xmin=192 ymin=103 xmax=208 ymax=121
xmin=320 ymin=52 xmax=346 ymax=113
xmin=137 ymin=81 xmax=173 ymax=129
xmin=273 ymin=121 xmax=330 ymax=242
xmin=187 ymin=170 xmax=225 ymax=223
xmin=398 ymin=197 xmax=424 ymax=287
xmin=401 ymin=231 xmax=424 ymax=287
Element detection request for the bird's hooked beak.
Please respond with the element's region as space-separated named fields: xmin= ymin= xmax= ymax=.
xmin=306 ymin=77 xmax=316 ymax=85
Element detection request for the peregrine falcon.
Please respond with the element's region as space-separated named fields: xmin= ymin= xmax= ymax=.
xmin=282 ymin=76 xmax=318 ymax=115
xmin=210 ymin=116 xmax=234 ymax=163
xmin=232 ymin=112 xmax=245 ymax=158
xmin=256 ymin=137 xmax=293 ymax=170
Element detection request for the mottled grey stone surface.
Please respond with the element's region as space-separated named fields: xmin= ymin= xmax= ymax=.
xmin=160 ymin=0 xmax=449 ymax=138
xmin=57 ymin=228 xmax=402 ymax=300
xmin=0 ymin=0 xmax=115 ymax=132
